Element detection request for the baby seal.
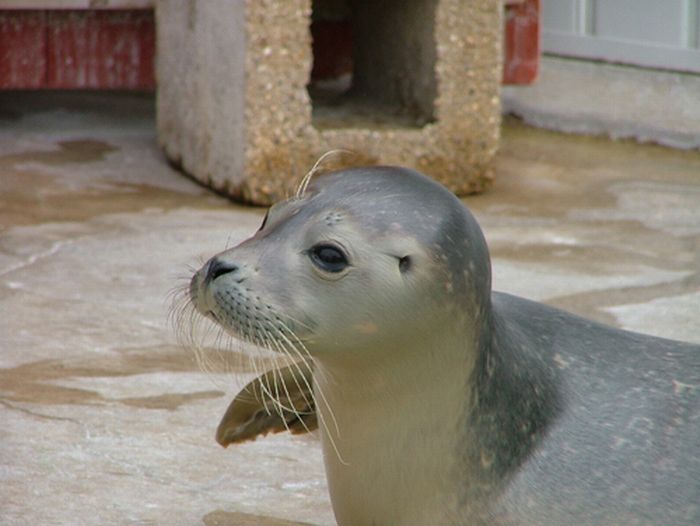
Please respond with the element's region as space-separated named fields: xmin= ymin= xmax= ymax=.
xmin=188 ymin=166 xmax=700 ymax=525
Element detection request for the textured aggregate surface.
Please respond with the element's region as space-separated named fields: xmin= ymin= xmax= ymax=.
xmin=157 ymin=0 xmax=501 ymax=204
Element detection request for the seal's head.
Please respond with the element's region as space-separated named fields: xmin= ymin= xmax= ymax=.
xmin=189 ymin=166 xmax=491 ymax=357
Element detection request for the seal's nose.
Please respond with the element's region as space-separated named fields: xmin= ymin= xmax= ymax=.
xmin=205 ymin=257 xmax=239 ymax=282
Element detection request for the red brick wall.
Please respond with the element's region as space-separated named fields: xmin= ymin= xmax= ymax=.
xmin=0 ymin=3 xmax=538 ymax=89
xmin=503 ymin=0 xmax=540 ymax=85
xmin=0 ymin=9 xmax=155 ymax=89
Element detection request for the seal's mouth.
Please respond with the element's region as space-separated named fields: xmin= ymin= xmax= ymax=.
xmin=199 ymin=303 xmax=312 ymax=351
xmin=186 ymin=257 xmax=315 ymax=364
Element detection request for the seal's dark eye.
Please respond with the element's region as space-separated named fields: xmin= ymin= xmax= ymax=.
xmin=309 ymin=244 xmax=348 ymax=273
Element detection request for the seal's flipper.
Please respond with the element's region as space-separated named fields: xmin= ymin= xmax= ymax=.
xmin=216 ymin=363 xmax=317 ymax=447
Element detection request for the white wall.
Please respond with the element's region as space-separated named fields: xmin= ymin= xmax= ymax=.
xmin=542 ymin=0 xmax=700 ymax=73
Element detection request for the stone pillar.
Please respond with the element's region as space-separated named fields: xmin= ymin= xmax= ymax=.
xmin=157 ymin=0 xmax=501 ymax=205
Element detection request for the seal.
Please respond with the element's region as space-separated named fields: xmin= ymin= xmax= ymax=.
xmin=186 ymin=166 xmax=700 ymax=525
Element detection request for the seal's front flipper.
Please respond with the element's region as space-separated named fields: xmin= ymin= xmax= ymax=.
xmin=216 ymin=363 xmax=317 ymax=447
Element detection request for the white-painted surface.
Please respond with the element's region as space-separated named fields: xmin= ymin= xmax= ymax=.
xmin=542 ymin=0 xmax=700 ymax=73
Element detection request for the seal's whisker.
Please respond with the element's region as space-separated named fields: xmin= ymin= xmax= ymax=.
xmin=274 ymin=310 xmax=314 ymax=332
xmin=167 ymin=284 xmax=193 ymax=336
xmin=269 ymin=328 xmax=316 ymax=413
xmin=252 ymin=361 xmax=275 ymax=416
xmin=255 ymin=336 xmax=296 ymax=418
xmin=271 ymin=326 xmax=315 ymax=409
xmin=197 ymin=322 xmax=234 ymax=384
xmin=169 ymin=274 xmax=194 ymax=288
xmin=295 ymin=149 xmax=354 ymax=199
xmin=249 ymin=331 xmax=276 ymax=416
xmin=268 ymin=349 xmax=290 ymax=419
xmin=247 ymin=337 xmax=271 ymax=415
xmin=166 ymin=282 xmax=189 ymax=307
xmin=199 ymin=322 xmax=220 ymax=374
xmin=273 ymin=339 xmax=315 ymax=412
xmin=223 ymin=331 xmax=245 ymax=375
xmin=264 ymin=331 xmax=304 ymax=433
xmin=219 ymin=331 xmax=233 ymax=374
xmin=182 ymin=298 xmax=201 ymax=345
xmin=256 ymin=329 xmax=304 ymax=419
xmin=213 ymin=326 xmax=232 ymax=374
xmin=189 ymin=317 xmax=206 ymax=368
xmin=184 ymin=311 xmax=205 ymax=368
xmin=274 ymin=320 xmax=313 ymax=363
xmin=276 ymin=323 xmax=342 ymax=442
xmin=184 ymin=262 xmax=200 ymax=273
xmin=193 ymin=326 xmax=218 ymax=378
xmin=266 ymin=344 xmax=289 ymax=428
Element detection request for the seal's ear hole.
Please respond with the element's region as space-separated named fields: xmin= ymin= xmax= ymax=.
xmin=398 ymin=255 xmax=411 ymax=273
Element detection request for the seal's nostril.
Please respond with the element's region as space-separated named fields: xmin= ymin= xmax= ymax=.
xmin=206 ymin=257 xmax=239 ymax=282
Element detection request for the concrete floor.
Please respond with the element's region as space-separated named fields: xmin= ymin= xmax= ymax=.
xmin=503 ymin=56 xmax=700 ymax=150
xmin=1 ymin=92 xmax=699 ymax=526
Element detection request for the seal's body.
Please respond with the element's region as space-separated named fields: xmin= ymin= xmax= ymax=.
xmin=188 ymin=167 xmax=700 ymax=525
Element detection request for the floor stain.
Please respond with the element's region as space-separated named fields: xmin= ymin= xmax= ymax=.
xmin=203 ymin=510 xmax=315 ymax=526
xmin=0 ymin=172 xmax=226 ymax=228
xmin=0 ymin=399 xmax=80 ymax=423
xmin=120 ymin=390 xmax=224 ymax=411
xmin=0 ymin=139 xmax=118 ymax=166
xmin=0 ymin=345 xmax=232 ymax=409
xmin=547 ymin=272 xmax=700 ymax=327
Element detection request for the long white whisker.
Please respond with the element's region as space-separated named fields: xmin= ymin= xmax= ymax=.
xmin=270 ymin=327 xmax=314 ymax=406
xmin=275 ymin=324 xmax=347 ymax=465
xmin=296 ymin=149 xmax=354 ymax=198
xmin=254 ymin=331 xmax=298 ymax=417
xmin=277 ymin=323 xmax=340 ymax=437
xmin=263 ymin=333 xmax=292 ymax=431
xmin=251 ymin=332 xmax=278 ymax=416
xmin=259 ymin=330 xmax=305 ymax=418
xmin=267 ymin=329 xmax=315 ymax=420
xmin=247 ymin=336 xmax=269 ymax=412
xmin=264 ymin=329 xmax=309 ymax=433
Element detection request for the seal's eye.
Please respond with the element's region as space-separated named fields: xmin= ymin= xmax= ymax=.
xmin=309 ymin=244 xmax=348 ymax=273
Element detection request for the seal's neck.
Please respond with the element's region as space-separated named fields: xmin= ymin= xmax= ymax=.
xmin=314 ymin=324 xmax=478 ymax=526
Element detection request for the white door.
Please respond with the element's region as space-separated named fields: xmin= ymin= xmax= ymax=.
xmin=542 ymin=0 xmax=700 ymax=73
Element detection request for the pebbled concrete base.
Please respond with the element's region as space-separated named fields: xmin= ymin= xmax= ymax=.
xmin=0 ymin=93 xmax=698 ymax=526
xmin=156 ymin=0 xmax=502 ymax=205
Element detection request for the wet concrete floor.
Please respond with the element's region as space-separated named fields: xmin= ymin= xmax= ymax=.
xmin=1 ymin=92 xmax=698 ymax=525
